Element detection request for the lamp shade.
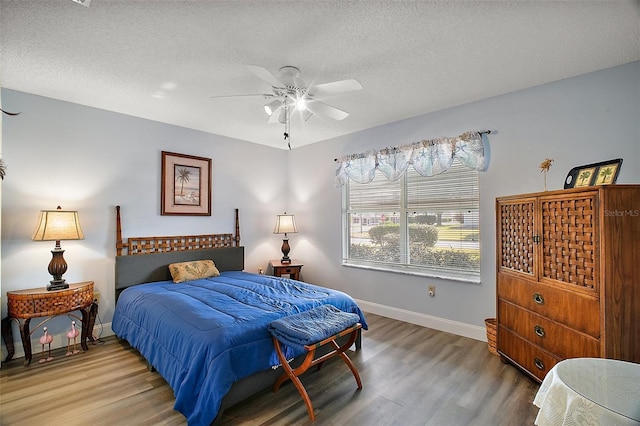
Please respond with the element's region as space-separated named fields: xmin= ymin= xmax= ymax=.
xmin=273 ymin=213 xmax=298 ymax=235
xmin=32 ymin=208 xmax=85 ymax=241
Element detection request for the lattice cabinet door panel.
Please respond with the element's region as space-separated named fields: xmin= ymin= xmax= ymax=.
xmin=539 ymin=192 xmax=598 ymax=292
xmin=496 ymin=197 xmax=537 ymax=277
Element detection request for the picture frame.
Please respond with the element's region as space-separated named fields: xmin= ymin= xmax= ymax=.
xmin=564 ymin=158 xmax=622 ymax=189
xmin=161 ymin=151 xmax=212 ymax=216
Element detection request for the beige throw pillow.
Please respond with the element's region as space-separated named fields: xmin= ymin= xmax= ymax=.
xmin=169 ymin=260 xmax=220 ymax=283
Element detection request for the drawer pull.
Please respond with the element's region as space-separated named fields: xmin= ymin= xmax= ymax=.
xmin=534 ymin=325 xmax=546 ymax=338
xmin=533 ymin=293 xmax=544 ymax=305
xmin=534 ymin=357 xmax=545 ymax=370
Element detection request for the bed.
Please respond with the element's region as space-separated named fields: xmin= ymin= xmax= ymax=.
xmin=111 ymin=207 xmax=368 ymax=425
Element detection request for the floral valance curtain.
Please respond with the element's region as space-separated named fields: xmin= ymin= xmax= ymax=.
xmin=335 ymin=131 xmax=488 ymax=186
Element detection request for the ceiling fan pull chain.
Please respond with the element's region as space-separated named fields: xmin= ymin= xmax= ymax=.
xmin=284 ymin=107 xmax=292 ymax=150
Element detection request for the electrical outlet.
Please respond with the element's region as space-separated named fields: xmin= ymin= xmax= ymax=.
xmin=428 ymin=285 xmax=435 ymax=297
xmin=93 ymin=291 xmax=101 ymax=304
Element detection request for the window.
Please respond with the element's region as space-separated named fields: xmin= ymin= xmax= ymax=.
xmin=342 ymin=159 xmax=480 ymax=282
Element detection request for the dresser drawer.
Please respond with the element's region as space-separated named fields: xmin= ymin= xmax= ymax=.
xmin=498 ymin=326 xmax=560 ymax=382
xmin=498 ymin=300 xmax=600 ymax=358
xmin=7 ymin=282 xmax=94 ymax=319
xmin=497 ymin=274 xmax=599 ymax=336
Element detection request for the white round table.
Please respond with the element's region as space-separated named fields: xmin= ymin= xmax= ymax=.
xmin=533 ymin=358 xmax=640 ymax=425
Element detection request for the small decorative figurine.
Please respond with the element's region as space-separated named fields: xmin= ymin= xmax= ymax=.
xmin=39 ymin=327 xmax=54 ymax=363
xmin=539 ymin=158 xmax=554 ymax=191
xmin=66 ymin=320 xmax=80 ymax=356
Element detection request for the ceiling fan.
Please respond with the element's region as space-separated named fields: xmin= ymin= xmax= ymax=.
xmin=212 ymin=65 xmax=363 ymax=125
xmin=70 ymin=0 xmax=91 ymax=7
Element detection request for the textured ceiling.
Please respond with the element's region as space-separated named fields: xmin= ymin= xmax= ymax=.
xmin=1 ymin=1 xmax=639 ymax=149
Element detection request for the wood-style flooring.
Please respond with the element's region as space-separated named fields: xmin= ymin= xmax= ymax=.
xmin=0 ymin=313 xmax=540 ymax=425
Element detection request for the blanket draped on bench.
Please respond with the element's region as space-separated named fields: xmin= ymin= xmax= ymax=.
xmin=268 ymin=304 xmax=360 ymax=351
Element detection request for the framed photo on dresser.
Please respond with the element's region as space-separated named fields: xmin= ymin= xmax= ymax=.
xmin=563 ymin=158 xmax=622 ymax=189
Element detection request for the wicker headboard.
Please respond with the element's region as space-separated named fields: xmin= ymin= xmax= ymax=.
xmin=114 ymin=206 xmax=244 ymax=293
xmin=116 ymin=206 xmax=240 ymax=256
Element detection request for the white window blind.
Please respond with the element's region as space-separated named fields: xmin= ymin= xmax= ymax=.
xmin=343 ymin=159 xmax=480 ymax=282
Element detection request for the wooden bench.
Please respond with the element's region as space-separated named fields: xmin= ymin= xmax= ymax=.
xmin=269 ymin=307 xmax=363 ymax=421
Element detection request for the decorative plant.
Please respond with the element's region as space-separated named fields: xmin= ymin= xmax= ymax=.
xmin=539 ymin=158 xmax=553 ymax=191
xmin=0 ymin=107 xmax=20 ymax=180
xmin=1 ymin=108 xmax=20 ymax=116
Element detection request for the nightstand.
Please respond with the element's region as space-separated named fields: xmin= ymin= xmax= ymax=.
xmin=1 ymin=281 xmax=98 ymax=366
xmin=270 ymin=259 xmax=303 ymax=281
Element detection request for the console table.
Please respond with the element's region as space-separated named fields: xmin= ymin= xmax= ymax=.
xmin=2 ymin=281 xmax=98 ymax=366
xmin=533 ymin=358 xmax=640 ymax=425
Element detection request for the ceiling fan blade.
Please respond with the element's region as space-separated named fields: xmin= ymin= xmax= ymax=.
xmin=306 ymin=101 xmax=349 ymax=121
xmin=300 ymin=109 xmax=314 ymax=122
xmin=210 ymin=93 xmax=274 ymax=99
xmin=70 ymin=0 xmax=91 ymax=7
xmin=310 ymin=79 xmax=362 ymax=98
xmin=246 ymin=65 xmax=284 ymax=88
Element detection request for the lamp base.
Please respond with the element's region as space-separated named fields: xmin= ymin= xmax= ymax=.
xmin=47 ymin=246 xmax=69 ymax=291
xmin=280 ymin=237 xmax=292 ymax=264
xmin=47 ymin=279 xmax=69 ymax=291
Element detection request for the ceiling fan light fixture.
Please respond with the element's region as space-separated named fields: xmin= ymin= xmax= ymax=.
xmin=278 ymin=108 xmax=287 ymax=124
xmin=296 ymin=97 xmax=307 ymax=111
xmin=264 ymin=99 xmax=282 ymax=116
xmin=214 ymin=65 xmax=362 ymax=138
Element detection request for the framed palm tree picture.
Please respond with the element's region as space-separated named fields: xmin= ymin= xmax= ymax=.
xmin=564 ymin=158 xmax=622 ymax=189
xmin=574 ymin=167 xmax=597 ymax=188
xmin=161 ymin=151 xmax=212 ymax=215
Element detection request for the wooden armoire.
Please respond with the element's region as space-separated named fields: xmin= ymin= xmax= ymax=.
xmin=496 ymin=185 xmax=640 ymax=382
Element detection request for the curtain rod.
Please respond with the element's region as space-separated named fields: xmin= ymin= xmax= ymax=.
xmin=333 ymin=130 xmax=492 ymax=161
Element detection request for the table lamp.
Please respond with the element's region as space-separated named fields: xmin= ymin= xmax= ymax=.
xmin=32 ymin=206 xmax=85 ymax=291
xmin=273 ymin=212 xmax=297 ymax=264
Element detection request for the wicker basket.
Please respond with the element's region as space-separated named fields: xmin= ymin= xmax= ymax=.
xmin=485 ymin=318 xmax=498 ymax=355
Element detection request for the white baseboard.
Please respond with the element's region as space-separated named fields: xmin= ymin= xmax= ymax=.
xmin=93 ymin=321 xmax=115 ymax=341
xmin=2 ymin=322 xmax=114 ymax=363
xmin=355 ymin=299 xmax=487 ymax=342
xmin=2 ymin=306 xmax=487 ymax=364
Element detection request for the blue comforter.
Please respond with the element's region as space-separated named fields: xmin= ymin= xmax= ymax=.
xmin=112 ymin=271 xmax=367 ymax=425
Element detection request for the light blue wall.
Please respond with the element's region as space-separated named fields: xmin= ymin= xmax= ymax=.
xmin=0 ymin=90 xmax=288 ymax=349
xmin=287 ymin=61 xmax=640 ymax=330
xmin=1 ymin=62 xmax=638 ymax=354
